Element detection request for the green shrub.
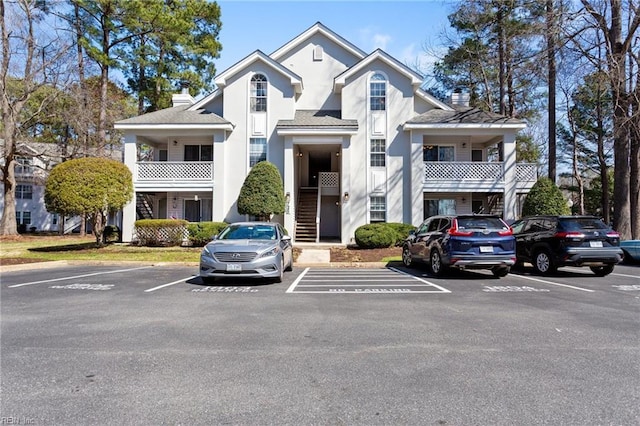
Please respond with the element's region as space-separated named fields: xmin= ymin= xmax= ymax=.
xmin=237 ymin=161 xmax=285 ymax=221
xmin=187 ymin=222 xmax=228 ymax=246
xmin=385 ymin=222 xmax=416 ymax=246
xmin=134 ymin=219 xmax=188 ymax=246
xmin=522 ymin=177 xmax=571 ymax=216
xmin=354 ymin=223 xmax=396 ymax=248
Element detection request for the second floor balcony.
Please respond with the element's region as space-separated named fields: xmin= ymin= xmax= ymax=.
xmin=424 ymin=161 xmax=537 ymax=192
xmin=134 ymin=161 xmax=213 ymax=189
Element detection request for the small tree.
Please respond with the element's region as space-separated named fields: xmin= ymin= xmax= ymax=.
xmin=522 ymin=177 xmax=571 ymax=216
xmin=237 ymin=161 xmax=284 ymax=221
xmin=45 ymin=157 xmax=133 ymax=246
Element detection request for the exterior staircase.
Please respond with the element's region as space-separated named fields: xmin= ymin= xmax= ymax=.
xmin=295 ymin=188 xmax=318 ymax=242
xmin=136 ymin=194 xmax=154 ymax=220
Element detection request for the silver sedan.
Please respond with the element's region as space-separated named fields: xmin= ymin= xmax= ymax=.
xmin=199 ymin=222 xmax=293 ymax=283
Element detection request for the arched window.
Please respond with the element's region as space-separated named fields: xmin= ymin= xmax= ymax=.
xmin=250 ymin=74 xmax=267 ymax=112
xmin=370 ymin=73 xmax=386 ymax=111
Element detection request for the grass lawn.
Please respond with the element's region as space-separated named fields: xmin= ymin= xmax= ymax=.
xmin=1 ymin=234 xmax=401 ymax=265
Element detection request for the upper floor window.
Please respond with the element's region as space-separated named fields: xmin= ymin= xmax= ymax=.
xmin=250 ymin=138 xmax=267 ymax=167
xmin=370 ymin=73 xmax=386 ymax=111
xmin=250 ymin=74 xmax=267 ymax=112
xmin=16 ymin=184 xmax=33 ymax=199
xmin=423 ymin=145 xmax=454 ymax=162
xmin=370 ymin=139 xmax=385 ymax=167
xmin=184 ymin=145 xmax=212 ymax=161
xmin=15 ymin=157 xmax=33 ymax=175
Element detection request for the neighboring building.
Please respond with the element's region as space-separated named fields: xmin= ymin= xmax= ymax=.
xmin=115 ymin=22 xmax=536 ymax=244
xmin=0 ymin=142 xmax=121 ymax=233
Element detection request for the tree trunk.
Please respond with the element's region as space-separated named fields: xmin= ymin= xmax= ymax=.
xmin=547 ymin=0 xmax=557 ymax=184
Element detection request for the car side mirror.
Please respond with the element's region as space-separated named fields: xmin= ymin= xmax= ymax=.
xmin=282 ymin=235 xmax=292 ymax=241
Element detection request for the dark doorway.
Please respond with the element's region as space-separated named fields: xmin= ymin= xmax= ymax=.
xmin=184 ymin=200 xmax=201 ymax=222
xmin=309 ymin=152 xmax=331 ymax=187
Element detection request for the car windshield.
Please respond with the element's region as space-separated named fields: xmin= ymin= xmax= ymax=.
xmin=456 ymin=217 xmax=508 ymax=230
xmin=559 ymin=218 xmax=608 ymax=231
xmin=218 ymin=225 xmax=277 ymax=240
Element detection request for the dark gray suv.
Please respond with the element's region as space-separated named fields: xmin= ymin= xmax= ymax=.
xmin=510 ymin=215 xmax=623 ymax=276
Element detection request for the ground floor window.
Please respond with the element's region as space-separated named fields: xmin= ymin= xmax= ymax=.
xmin=184 ymin=199 xmax=213 ymax=222
xmin=250 ymin=138 xmax=267 ymax=166
xmin=16 ymin=211 xmax=31 ymax=225
xmin=370 ymin=196 xmax=386 ymax=222
xmin=424 ymin=199 xmax=456 ymax=218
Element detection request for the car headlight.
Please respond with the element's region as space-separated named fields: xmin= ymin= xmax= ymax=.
xmin=260 ymin=246 xmax=281 ymax=258
xmin=202 ymin=246 xmax=213 ymax=257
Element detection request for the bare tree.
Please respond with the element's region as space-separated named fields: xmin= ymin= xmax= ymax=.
xmin=0 ymin=0 xmax=72 ymax=236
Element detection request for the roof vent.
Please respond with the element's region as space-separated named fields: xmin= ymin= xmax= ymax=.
xmin=313 ymin=45 xmax=324 ymax=61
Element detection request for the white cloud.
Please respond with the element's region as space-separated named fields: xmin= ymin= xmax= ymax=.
xmin=372 ymin=33 xmax=391 ymax=50
xmin=398 ymin=43 xmax=446 ymax=76
xmin=358 ymin=27 xmax=392 ymax=52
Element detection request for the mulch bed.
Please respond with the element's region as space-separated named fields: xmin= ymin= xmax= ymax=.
xmin=330 ymin=246 xmax=401 ymax=263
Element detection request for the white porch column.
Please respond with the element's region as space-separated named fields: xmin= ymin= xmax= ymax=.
xmin=502 ymin=132 xmax=518 ymax=221
xmin=212 ymin=132 xmax=225 ymax=221
xmin=121 ymin=134 xmax=137 ymax=242
xmin=410 ymin=131 xmax=424 ymax=226
xmin=341 ymin=136 xmax=352 ymax=244
xmin=283 ymin=137 xmax=295 ymax=236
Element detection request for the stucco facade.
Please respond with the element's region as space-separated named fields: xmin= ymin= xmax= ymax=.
xmin=115 ymin=22 xmax=535 ymax=244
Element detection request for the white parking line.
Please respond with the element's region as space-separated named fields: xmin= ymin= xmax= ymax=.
xmin=389 ymin=267 xmax=451 ymax=293
xmin=145 ymin=276 xmax=195 ymax=292
xmin=511 ymin=274 xmax=595 ymax=292
xmin=286 ymin=267 xmax=310 ymax=293
xmin=7 ymin=266 xmax=153 ymax=288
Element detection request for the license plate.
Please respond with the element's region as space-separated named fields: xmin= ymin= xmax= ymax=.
xmin=480 ymin=246 xmax=493 ymax=253
xmin=590 ymin=241 xmax=603 ymax=248
xmin=226 ymin=263 xmax=242 ymax=272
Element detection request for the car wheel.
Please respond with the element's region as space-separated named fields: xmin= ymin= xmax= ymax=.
xmin=402 ymin=246 xmax=413 ymax=268
xmin=285 ymin=254 xmax=293 ymax=271
xmin=274 ymin=258 xmax=284 ymax=283
xmin=533 ymin=250 xmax=556 ymax=275
xmin=492 ymin=266 xmax=510 ymax=278
xmin=590 ymin=264 xmax=615 ymax=277
xmin=429 ymin=249 xmax=446 ymax=277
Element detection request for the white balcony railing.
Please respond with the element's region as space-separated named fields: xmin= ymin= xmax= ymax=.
xmin=135 ymin=161 xmax=213 ymax=182
xmin=424 ymin=162 xmax=537 ymax=183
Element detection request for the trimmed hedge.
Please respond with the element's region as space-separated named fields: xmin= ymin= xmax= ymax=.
xmin=386 ymin=222 xmax=416 ymax=246
xmin=187 ymin=222 xmax=228 ymax=246
xmin=134 ymin=219 xmax=188 ymax=246
xmin=354 ymin=223 xmax=396 ymax=248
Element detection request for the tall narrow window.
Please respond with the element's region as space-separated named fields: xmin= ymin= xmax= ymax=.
xmin=370 ymin=139 xmax=386 ymax=167
xmin=370 ymin=73 xmax=386 ymax=111
xmin=250 ymin=74 xmax=267 ymax=112
xmin=250 ymin=138 xmax=267 ymax=166
xmin=370 ymin=196 xmax=386 ymax=222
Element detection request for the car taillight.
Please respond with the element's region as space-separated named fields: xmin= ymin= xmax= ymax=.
xmin=606 ymin=231 xmax=620 ymax=238
xmin=555 ymin=231 xmax=585 ymax=239
xmin=498 ymin=228 xmax=513 ymax=236
xmin=448 ymin=219 xmax=473 ymax=236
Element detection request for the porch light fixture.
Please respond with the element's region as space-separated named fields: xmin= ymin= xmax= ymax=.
xmin=173 ymin=140 xmax=178 ymax=146
xmin=194 ymin=195 xmax=198 ymax=201
xmin=285 ymin=192 xmax=290 ymax=202
xmin=462 ymin=142 xmax=467 ymax=148
xmin=336 ymin=151 xmax=340 ymax=157
xmin=343 ymin=192 xmax=349 ymax=202
xmin=297 ymin=152 xmax=303 ymax=157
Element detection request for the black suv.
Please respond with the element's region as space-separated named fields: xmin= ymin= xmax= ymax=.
xmin=510 ymin=215 xmax=623 ymax=276
xmin=402 ymin=215 xmax=516 ymax=278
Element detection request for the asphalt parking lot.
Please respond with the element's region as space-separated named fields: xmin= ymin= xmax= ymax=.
xmin=2 ymin=263 xmax=639 ymax=425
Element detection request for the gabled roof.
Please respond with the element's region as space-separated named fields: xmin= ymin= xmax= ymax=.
xmin=115 ymin=104 xmax=233 ymax=130
xmin=334 ymin=49 xmax=423 ymax=93
xmin=404 ymin=106 xmax=526 ymax=130
xmin=213 ymin=50 xmax=303 ymax=92
xmin=277 ymin=110 xmax=358 ymax=135
xmin=415 ymin=88 xmax=454 ymax=111
xmin=270 ymin=22 xmax=366 ymax=62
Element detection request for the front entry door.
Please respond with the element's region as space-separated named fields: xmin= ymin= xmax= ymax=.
xmin=309 ymin=152 xmax=332 ymax=187
xmin=184 ymin=200 xmax=201 ymax=222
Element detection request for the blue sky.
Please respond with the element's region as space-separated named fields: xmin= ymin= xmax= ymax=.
xmin=214 ymin=0 xmax=455 ymax=79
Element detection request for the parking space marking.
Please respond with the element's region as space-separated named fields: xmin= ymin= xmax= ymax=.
xmin=7 ymin=266 xmax=153 ymax=288
xmin=510 ymin=274 xmax=595 ymax=292
xmin=144 ymin=276 xmax=195 ymax=293
xmin=287 ymin=267 xmax=450 ymax=294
